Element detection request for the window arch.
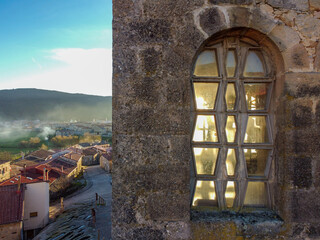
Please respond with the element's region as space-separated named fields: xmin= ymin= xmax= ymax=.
xmin=191 ymin=36 xmax=275 ymax=210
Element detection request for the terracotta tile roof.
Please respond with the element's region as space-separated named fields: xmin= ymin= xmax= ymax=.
xmin=27 ymin=149 xmax=53 ymax=160
xmin=13 ymin=159 xmax=45 ymax=168
xmin=83 ymin=148 xmax=97 ymax=156
xmin=46 ymin=158 xmax=77 ymax=175
xmin=0 ymin=184 xmax=24 ymax=225
xmin=0 ymin=166 xmax=60 ymax=186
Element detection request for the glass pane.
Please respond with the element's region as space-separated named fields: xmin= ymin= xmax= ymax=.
xmin=194 ymin=50 xmax=219 ymax=77
xmin=225 ymin=83 xmax=236 ymax=110
xmin=244 ymin=149 xmax=269 ymax=176
xmin=192 ymin=180 xmax=217 ymax=207
xmin=245 ymin=83 xmax=270 ymax=110
xmin=226 ymin=50 xmax=236 ymax=77
xmin=244 ymin=182 xmax=267 ymax=206
xmin=194 ymin=148 xmax=219 ymax=175
xmin=244 ymin=116 xmax=269 ymax=143
xmin=226 ymin=149 xmax=237 ymax=176
xmin=193 ymin=115 xmax=218 ymax=142
xmin=226 ymin=116 xmax=237 ymax=142
xmin=243 ymin=51 xmax=265 ymax=77
xmin=225 ymin=181 xmax=236 ymax=208
xmin=194 ymin=83 xmax=219 ymax=110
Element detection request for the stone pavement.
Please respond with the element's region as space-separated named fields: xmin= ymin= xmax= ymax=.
xmin=35 ymin=166 xmax=112 ymax=240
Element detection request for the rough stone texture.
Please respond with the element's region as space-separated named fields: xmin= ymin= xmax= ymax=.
xmin=199 ymin=8 xmax=227 ymax=36
xmin=315 ymin=41 xmax=320 ymax=71
xmin=113 ymin=0 xmax=320 ymax=239
xmin=266 ymin=0 xmax=309 ymax=11
xmin=310 ymin=0 xmax=320 ymax=11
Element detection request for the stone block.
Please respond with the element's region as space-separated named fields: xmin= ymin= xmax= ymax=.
xmin=209 ymin=0 xmax=253 ymax=4
xmin=199 ymin=7 xmax=227 ymax=37
xmin=132 ymin=227 xmax=165 ymax=240
xmin=163 ymin=46 xmax=195 ymax=79
xmin=141 ymin=47 xmax=162 ymax=77
xmin=168 ymin=135 xmax=191 ymax=163
xmin=112 ymin=195 xmax=137 ymax=224
xmin=266 ymin=0 xmax=309 ymax=11
xmin=310 ymin=0 xmax=320 ymax=11
xmin=250 ymin=8 xmax=277 ymax=34
xmin=295 ymin=14 xmax=320 ymax=40
xmin=227 ymin=7 xmax=250 ymax=28
xmin=113 ymin=0 xmax=140 ymax=20
xmin=112 ymin=47 xmax=137 ymax=79
xmin=282 ymin=44 xmax=310 ymax=72
xmin=293 ymin=157 xmax=312 ymax=189
xmin=268 ymin=23 xmax=300 ymax=51
xmin=316 ymin=102 xmax=320 ymax=127
xmin=143 ymin=0 xmax=204 ymax=19
xmin=283 ymin=73 xmax=320 ymax=97
xmin=147 ymin=192 xmax=190 ymax=221
xmin=291 ymin=190 xmax=320 ymax=222
xmin=119 ymin=19 xmax=172 ymax=44
xmin=167 ymin=77 xmax=190 ymax=105
xmin=165 ymin=222 xmax=192 ymax=240
xmin=308 ymin=224 xmax=320 ymax=237
xmin=291 ymin=104 xmax=312 ymax=128
xmin=315 ymin=42 xmax=320 ymax=72
xmin=290 ymin=129 xmax=320 ymax=155
xmin=113 ymin=104 xmax=170 ymax=134
xmin=314 ymin=157 xmax=320 ymax=187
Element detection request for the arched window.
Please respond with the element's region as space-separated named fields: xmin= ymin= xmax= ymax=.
xmin=191 ymin=36 xmax=274 ymax=210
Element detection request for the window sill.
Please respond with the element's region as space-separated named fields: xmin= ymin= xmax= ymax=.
xmin=191 ymin=209 xmax=284 ymax=236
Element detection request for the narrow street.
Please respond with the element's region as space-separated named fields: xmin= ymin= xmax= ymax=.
xmin=35 ymin=165 xmax=112 ymax=240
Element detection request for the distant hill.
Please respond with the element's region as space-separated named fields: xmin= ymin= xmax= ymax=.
xmin=0 ymin=89 xmax=112 ymax=122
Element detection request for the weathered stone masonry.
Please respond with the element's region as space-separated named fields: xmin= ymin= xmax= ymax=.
xmin=113 ymin=0 xmax=320 ymax=239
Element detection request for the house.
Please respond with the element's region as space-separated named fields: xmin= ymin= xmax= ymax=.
xmin=81 ymin=148 xmax=99 ymax=166
xmin=27 ymin=149 xmax=54 ymax=161
xmin=0 ymin=185 xmax=24 ymax=240
xmin=0 ymin=174 xmax=50 ymax=240
xmin=46 ymin=158 xmax=78 ymax=178
xmin=0 ymin=160 xmax=10 ymax=182
xmin=60 ymin=152 xmax=83 ymax=176
xmin=100 ymin=152 xmax=112 ymax=173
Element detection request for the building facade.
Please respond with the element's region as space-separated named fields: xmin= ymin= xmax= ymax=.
xmin=113 ymin=0 xmax=320 ymax=239
xmin=0 ymin=160 xmax=10 ymax=182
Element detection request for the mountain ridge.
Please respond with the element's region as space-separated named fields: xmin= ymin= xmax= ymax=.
xmin=0 ymin=88 xmax=112 ymax=122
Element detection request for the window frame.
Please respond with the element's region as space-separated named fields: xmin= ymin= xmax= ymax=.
xmin=191 ymin=37 xmax=275 ymax=210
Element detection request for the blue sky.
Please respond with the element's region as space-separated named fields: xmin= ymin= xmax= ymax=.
xmin=0 ymin=0 xmax=112 ymax=96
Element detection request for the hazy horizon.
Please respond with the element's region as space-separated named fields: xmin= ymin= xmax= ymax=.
xmin=0 ymin=87 xmax=112 ymax=97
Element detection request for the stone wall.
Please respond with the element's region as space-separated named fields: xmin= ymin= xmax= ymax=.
xmin=112 ymin=0 xmax=320 ymax=239
xmin=0 ymin=222 xmax=22 ymax=240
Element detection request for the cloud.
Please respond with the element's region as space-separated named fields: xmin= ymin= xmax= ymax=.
xmin=0 ymin=48 xmax=112 ymax=96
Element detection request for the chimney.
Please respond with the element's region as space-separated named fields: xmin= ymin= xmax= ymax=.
xmin=61 ymin=166 xmax=64 ymax=173
xmin=23 ymin=164 xmax=27 ymax=177
xmin=18 ymin=175 xmax=21 ymax=192
xmin=43 ymin=168 xmax=46 ymax=181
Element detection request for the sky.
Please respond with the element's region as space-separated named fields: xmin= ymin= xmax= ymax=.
xmin=0 ymin=0 xmax=112 ymax=96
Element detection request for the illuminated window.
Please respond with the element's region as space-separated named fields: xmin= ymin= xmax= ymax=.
xmin=191 ymin=37 xmax=273 ymax=209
